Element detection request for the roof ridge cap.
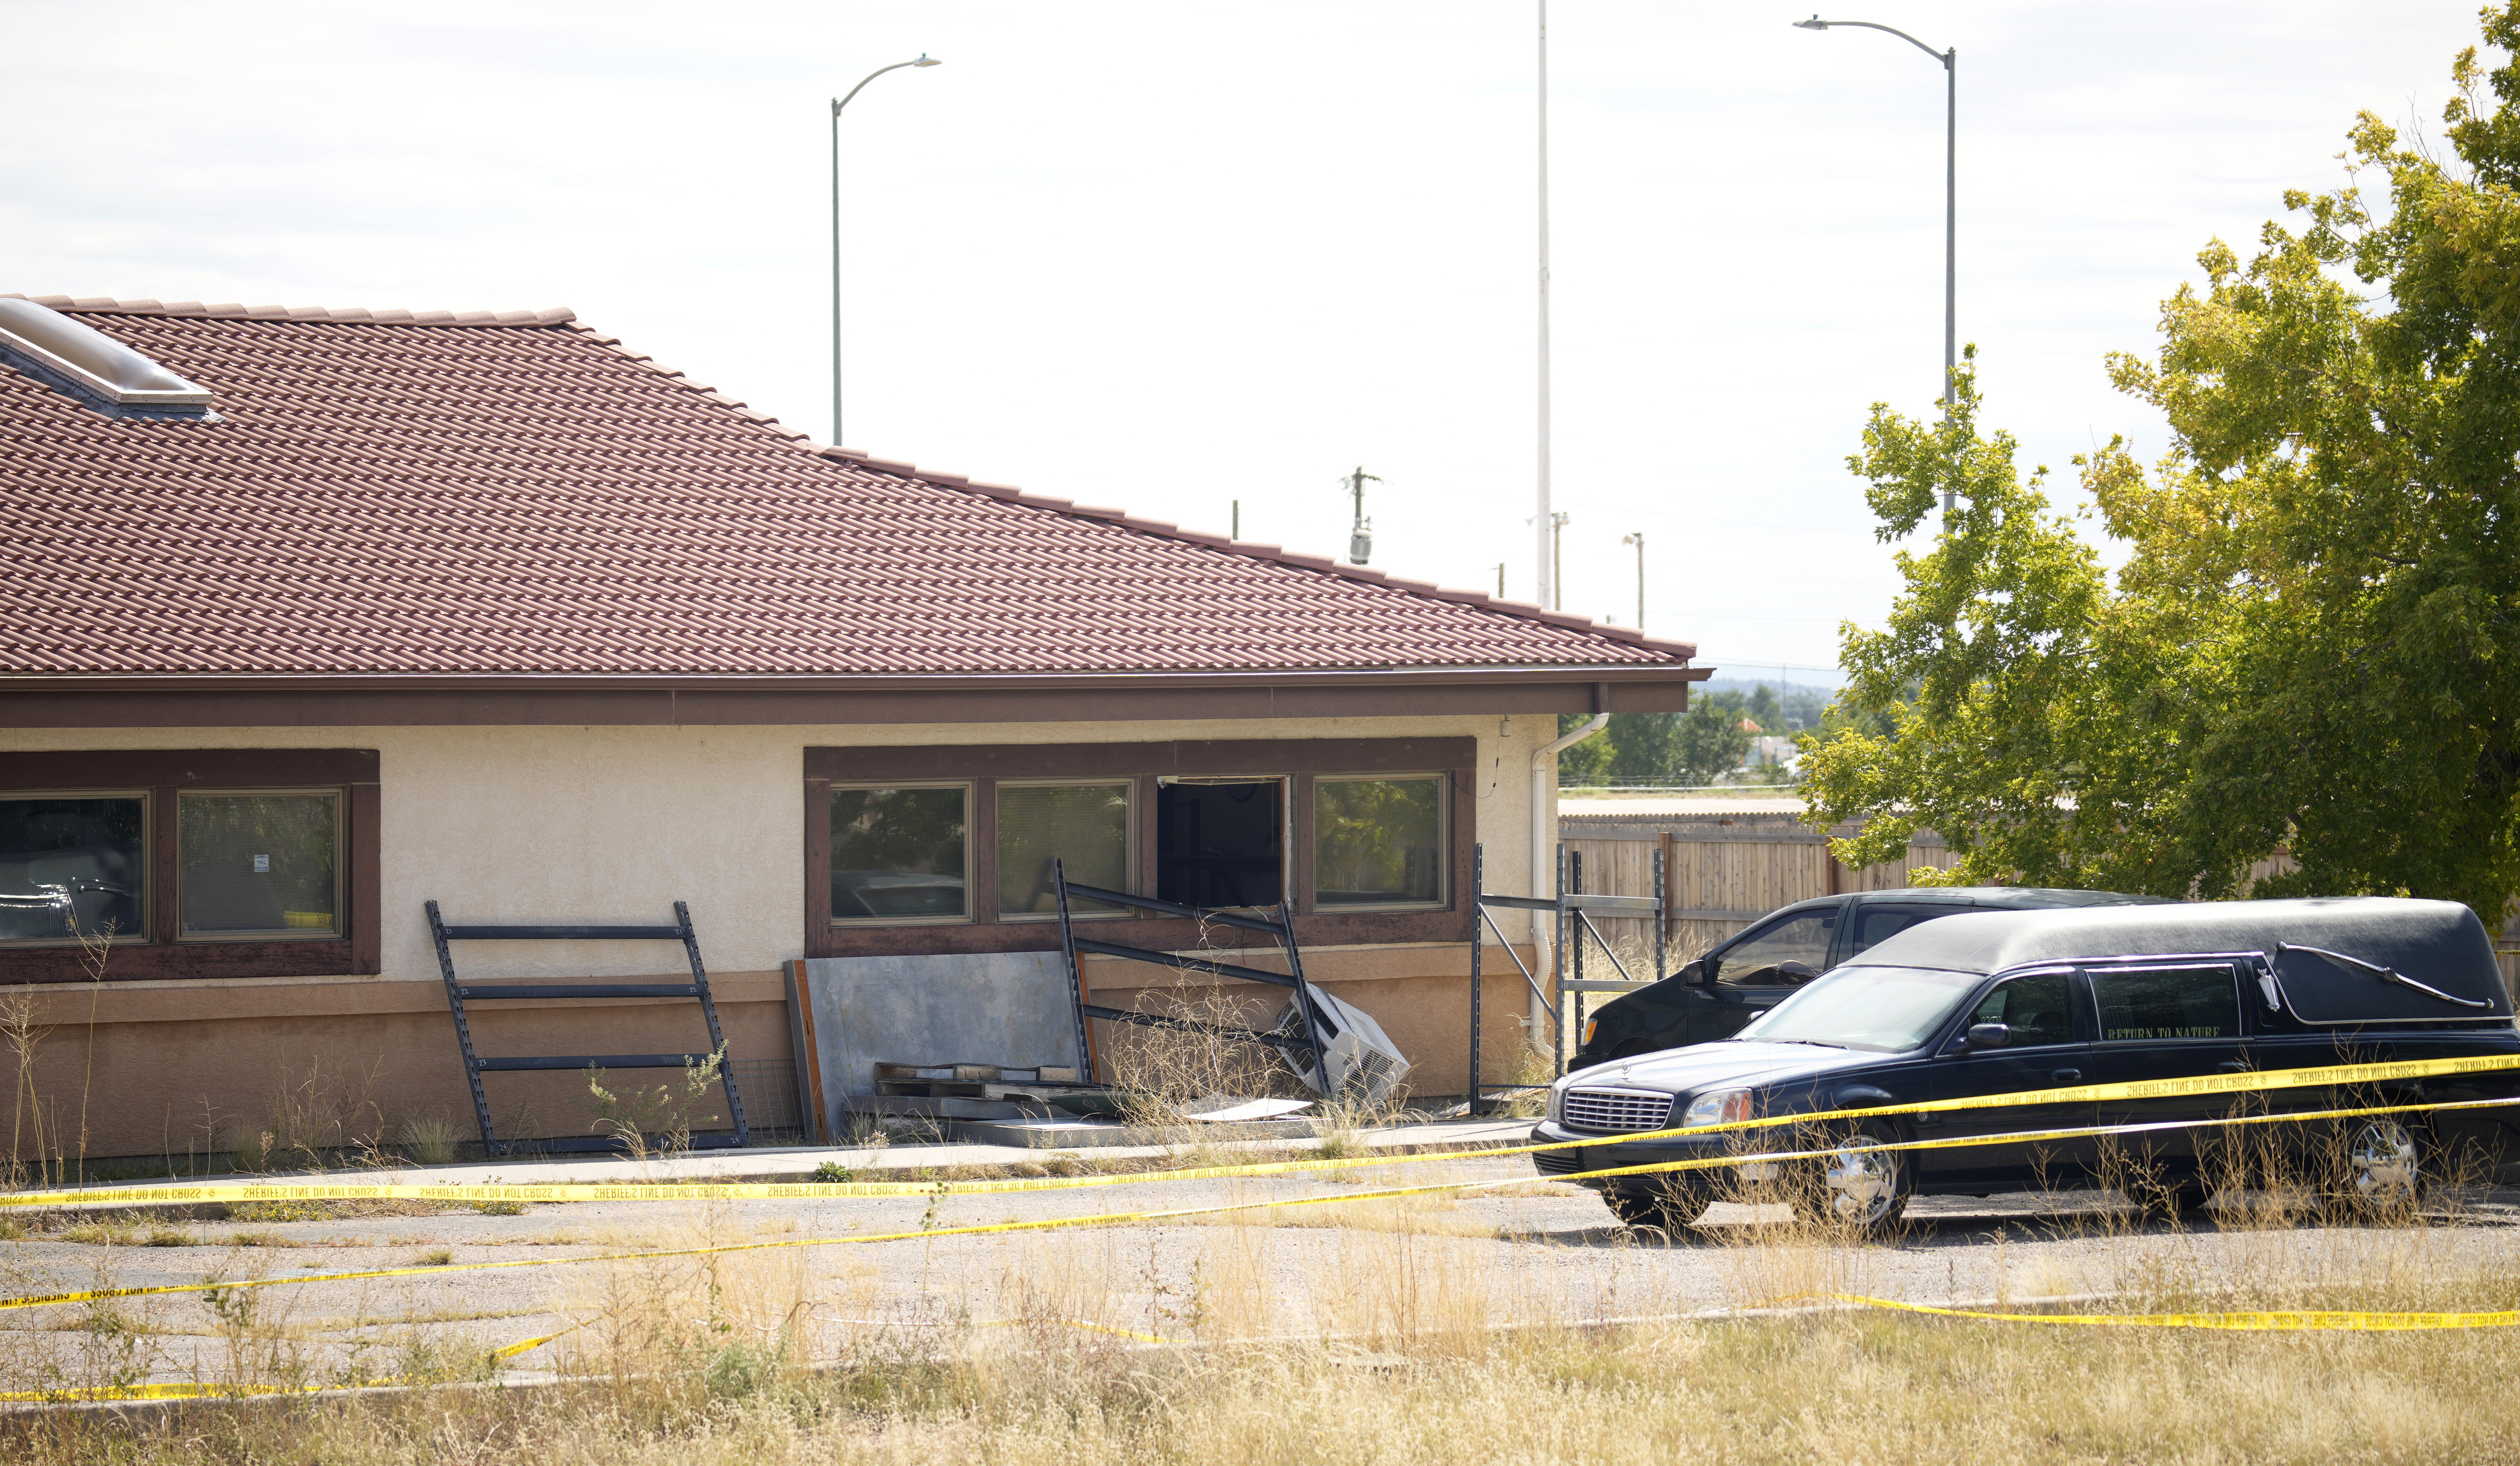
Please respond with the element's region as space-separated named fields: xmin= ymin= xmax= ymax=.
xmin=5 ymin=294 xmax=575 ymax=327
xmin=812 ymin=445 xmax=1695 ymax=663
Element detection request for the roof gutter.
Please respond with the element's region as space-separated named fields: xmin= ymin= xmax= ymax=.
xmin=1528 ymin=686 xmax=1614 ymax=1054
xmin=0 ymin=666 xmax=1709 ymax=695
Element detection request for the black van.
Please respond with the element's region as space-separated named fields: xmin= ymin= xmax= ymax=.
xmin=1575 ymin=886 xmax=2167 ymax=1070
xmin=1533 ymin=897 xmax=2520 ymax=1233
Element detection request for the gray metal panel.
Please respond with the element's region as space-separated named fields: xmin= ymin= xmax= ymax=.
xmin=795 ymin=952 xmax=1083 ymax=1139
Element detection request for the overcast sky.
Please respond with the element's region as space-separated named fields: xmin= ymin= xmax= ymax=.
xmin=1 ymin=2 xmax=2491 ymax=683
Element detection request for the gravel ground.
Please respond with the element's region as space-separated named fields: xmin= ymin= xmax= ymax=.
xmin=8 ymin=1152 xmax=2520 ymax=1393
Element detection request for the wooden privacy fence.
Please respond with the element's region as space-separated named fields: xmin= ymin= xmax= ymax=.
xmin=1561 ymin=804 xmax=2520 ymax=994
xmin=1560 ymin=805 xmax=1956 ymax=964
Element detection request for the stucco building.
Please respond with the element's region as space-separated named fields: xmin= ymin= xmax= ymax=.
xmin=0 ymin=294 xmax=1704 ymax=1160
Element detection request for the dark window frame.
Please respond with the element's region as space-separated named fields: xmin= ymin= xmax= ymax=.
xmin=803 ymin=738 xmax=1475 ymax=959
xmin=1310 ymin=771 xmax=1449 ymax=913
xmin=998 ymin=776 xmax=1137 ymax=923
xmin=0 ymin=787 xmax=153 ymax=948
xmin=825 ymin=779 xmax=976 ymax=926
xmin=0 ymin=750 xmax=380 ymax=983
xmin=174 ymin=786 xmax=346 ymax=943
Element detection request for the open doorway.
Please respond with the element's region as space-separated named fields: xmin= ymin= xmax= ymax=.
xmin=1155 ymin=779 xmax=1283 ymax=909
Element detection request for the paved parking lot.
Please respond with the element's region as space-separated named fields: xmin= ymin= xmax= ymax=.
xmin=8 ymin=1140 xmax=2520 ymax=1394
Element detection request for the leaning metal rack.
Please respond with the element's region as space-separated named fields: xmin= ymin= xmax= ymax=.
xmin=426 ymin=899 xmax=749 ymax=1157
xmin=1466 ymin=842 xmax=1663 ymax=1114
xmin=1050 ymin=858 xmax=1334 ymax=1089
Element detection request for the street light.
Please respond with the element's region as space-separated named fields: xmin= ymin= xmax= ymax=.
xmin=1795 ymin=16 xmax=1955 ymax=427
xmin=832 ymin=54 xmax=941 ymax=446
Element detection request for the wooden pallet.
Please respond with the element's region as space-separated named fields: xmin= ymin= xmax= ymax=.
xmin=872 ymin=1060 xmax=1111 ymax=1104
xmin=874 ymin=1062 xmax=1082 ymax=1084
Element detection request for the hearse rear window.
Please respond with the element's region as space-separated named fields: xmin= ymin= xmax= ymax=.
xmin=2094 ymin=965 xmax=2239 ymax=1042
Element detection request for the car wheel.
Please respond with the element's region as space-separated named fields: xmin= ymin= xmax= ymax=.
xmin=1602 ymin=1182 xmax=1712 ymax=1237
xmin=1793 ymin=1122 xmax=1910 ymax=1236
xmin=2342 ymin=1119 xmax=2426 ymax=1213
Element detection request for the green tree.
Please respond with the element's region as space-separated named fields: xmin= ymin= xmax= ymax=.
xmin=1803 ymin=7 xmax=2520 ymax=921
xmin=1676 ymin=694 xmax=1756 ymax=784
xmin=1556 ymin=712 xmax=1614 ymax=786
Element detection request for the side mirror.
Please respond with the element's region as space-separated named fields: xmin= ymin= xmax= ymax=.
xmin=1680 ymin=958 xmax=1711 ymax=987
xmin=1965 ymin=1023 xmax=2011 ymax=1050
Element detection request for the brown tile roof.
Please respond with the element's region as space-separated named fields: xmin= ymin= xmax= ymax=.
xmin=0 ymin=296 xmax=1696 ymax=679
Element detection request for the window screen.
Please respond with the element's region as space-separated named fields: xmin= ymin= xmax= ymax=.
xmin=830 ymin=786 xmax=969 ymax=921
xmin=1714 ymin=910 xmax=1834 ymax=986
xmin=180 ymin=792 xmax=338 ymax=938
xmin=998 ymin=782 xmax=1129 ymax=916
xmin=1313 ymin=776 xmax=1444 ymax=908
xmin=0 ymin=795 xmax=145 ymax=944
xmin=1964 ymin=972 xmax=2075 ymax=1046
xmin=2093 ymin=965 xmax=2240 ymax=1042
xmin=1155 ymin=780 xmax=1282 ymax=909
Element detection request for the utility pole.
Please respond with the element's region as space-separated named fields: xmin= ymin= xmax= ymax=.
xmin=1494 ymin=563 xmax=1507 ymax=598
xmin=1549 ymin=511 xmax=1570 ymax=610
xmin=1621 ymin=532 xmax=1644 ymax=629
xmin=1344 ymin=466 xmax=1381 ymax=565
xmin=1535 ymin=0 xmax=1554 ymax=614
xmin=1231 ymin=499 xmax=1240 ymax=540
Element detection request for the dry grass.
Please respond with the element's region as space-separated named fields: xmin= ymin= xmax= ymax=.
xmin=8 ymin=1102 xmax=2520 ymax=1460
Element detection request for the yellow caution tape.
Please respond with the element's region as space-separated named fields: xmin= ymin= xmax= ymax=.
xmin=2 ymin=1092 xmax=2510 ymax=1319
xmin=1833 ymin=1294 xmax=2520 ymax=1331
xmin=0 ymin=1325 xmax=580 ymax=1404
xmin=7 ymin=1047 xmax=2515 ymax=1212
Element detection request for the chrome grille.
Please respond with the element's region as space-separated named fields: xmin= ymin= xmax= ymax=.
xmin=1561 ymin=1087 xmax=1673 ymax=1134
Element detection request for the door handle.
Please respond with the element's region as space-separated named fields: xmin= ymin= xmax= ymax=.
xmin=2218 ymin=1060 xmax=2249 ymax=1074
xmin=2051 ymin=1069 xmax=2083 ymax=1083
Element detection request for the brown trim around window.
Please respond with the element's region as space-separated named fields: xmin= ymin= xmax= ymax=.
xmin=804 ymin=739 xmax=1475 ymax=959
xmin=0 ymin=750 xmax=380 ymax=983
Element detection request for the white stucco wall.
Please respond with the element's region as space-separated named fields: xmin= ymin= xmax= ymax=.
xmin=0 ymin=714 xmax=1553 ymax=983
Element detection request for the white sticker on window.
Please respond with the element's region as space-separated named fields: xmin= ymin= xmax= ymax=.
xmin=252 ymin=854 xmax=270 ymax=873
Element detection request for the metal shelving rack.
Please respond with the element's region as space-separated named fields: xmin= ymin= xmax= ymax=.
xmin=426 ymin=899 xmax=749 ymax=1157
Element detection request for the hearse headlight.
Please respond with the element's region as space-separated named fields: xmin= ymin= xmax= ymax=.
xmin=1544 ymin=1083 xmax=1564 ymax=1124
xmin=1683 ymin=1089 xmax=1752 ymax=1130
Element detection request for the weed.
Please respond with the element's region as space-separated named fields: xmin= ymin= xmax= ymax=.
xmin=413 ymin=1249 xmax=454 ymax=1267
xmin=399 ymin=1112 xmax=461 ymax=1167
xmin=226 ymin=1229 xmax=300 ymax=1248
xmin=140 ymin=1225 xmax=194 ymax=1247
xmin=586 ymin=1046 xmax=726 ymax=1160
xmin=472 ymin=1199 xmax=527 ymax=1216
xmin=811 ymin=1160 xmax=855 ymax=1183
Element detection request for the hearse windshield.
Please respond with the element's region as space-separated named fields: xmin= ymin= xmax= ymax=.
xmin=1730 ymin=965 xmax=1984 ymax=1053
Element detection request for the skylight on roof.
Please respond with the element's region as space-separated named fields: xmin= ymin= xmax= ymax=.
xmin=0 ymin=297 xmax=213 ymax=418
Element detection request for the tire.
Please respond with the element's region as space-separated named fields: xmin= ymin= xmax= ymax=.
xmin=1789 ymin=1121 xmax=1911 ymax=1237
xmin=1601 ymin=1182 xmax=1713 ymax=1236
xmin=2338 ymin=1118 xmax=2429 ymax=1215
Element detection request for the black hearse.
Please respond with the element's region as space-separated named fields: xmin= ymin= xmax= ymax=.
xmin=1575 ymin=886 xmax=2168 ymax=1070
xmin=1533 ymin=898 xmax=2520 ymax=1233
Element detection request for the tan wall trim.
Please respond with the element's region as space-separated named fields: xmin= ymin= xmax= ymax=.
xmin=12 ymin=970 xmax=789 ymax=1025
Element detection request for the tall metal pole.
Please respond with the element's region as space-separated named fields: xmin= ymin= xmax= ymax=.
xmin=830 ymin=55 xmax=940 ymax=447
xmin=1622 ymin=531 xmax=1644 ymax=629
xmin=1793 ymin=19 xmax=1953 ymax=412
xmin=1942 ymin=46 xmax=1956 ymax=411
xmin=1535 ymin=0 xmax=1554 ymax=615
